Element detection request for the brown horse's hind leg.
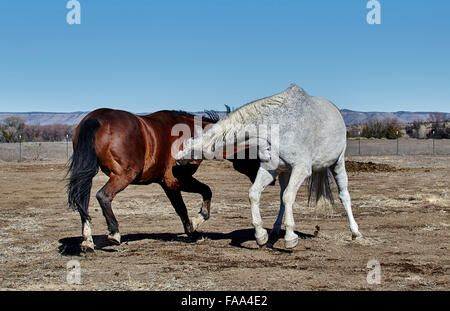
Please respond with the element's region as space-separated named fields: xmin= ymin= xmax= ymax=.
xmin=81 ymin=217 xmax=95 ymax=252
xmin=96 ymin=173 xmax=135 ymax=245
xmin=179 ymin=177 xmax=212 ymax=231
xmin=161 ymin=186 xmax=199 ymax=240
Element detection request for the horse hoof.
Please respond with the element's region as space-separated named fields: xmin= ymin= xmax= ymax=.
xmin=352 ymin=232 xmax=364 ymax=240
xmin=285 ymin=236 xmax=299 ymax=249
xmin=108 ymin=232 xmax=121 ymax=245
xmin=81 ymin=240 xmax=95 ymax=253
xmin=255 ymin=230 xmax=268 ymax=246
xmin=191 ymin=216 xmax=204 ymax=232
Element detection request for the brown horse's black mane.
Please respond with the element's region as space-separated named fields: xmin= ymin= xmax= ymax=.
xmin=168 ymin=110 xmax=221 ymax=124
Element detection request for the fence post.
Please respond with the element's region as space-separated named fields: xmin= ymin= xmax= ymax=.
xmin=358 ymin=131 xmax=361 ymax=155
xmin=66 ymin=134 xmax=69 ymax=160
xmin=18 ymin=135 xmax=22 ymax=162
xmin=396 ymin=131 xmax=399 ymax=155
xmin=432 ymin=130 xmax=435 ymax=155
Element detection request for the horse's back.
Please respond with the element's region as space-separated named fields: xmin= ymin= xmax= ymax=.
xmin=75 ymin=109 xmax=205 ymax=184
xmin=309 ymin=96 xmax=346 ymax=136
xmin=308 ymin=96 xmax=347 ymax=168
xmin=75 ymin=108 xmax=148 ymax=178
xmin=275 ymin=95 xmax=347 ymax=168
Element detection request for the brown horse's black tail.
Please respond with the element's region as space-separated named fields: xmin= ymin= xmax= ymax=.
xmin=67 ymin=118 xmax=100 ymax=222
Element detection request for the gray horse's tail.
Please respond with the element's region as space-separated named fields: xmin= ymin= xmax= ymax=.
xmin=307 ymin=168 xmax=334 ymax=206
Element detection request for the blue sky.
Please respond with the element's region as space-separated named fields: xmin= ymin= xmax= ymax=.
xmin=0 ymin=0 xmax=449 ymax=113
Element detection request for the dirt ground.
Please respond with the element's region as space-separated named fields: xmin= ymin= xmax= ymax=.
xmin=0 ymin=155 xmax=448 ymax=290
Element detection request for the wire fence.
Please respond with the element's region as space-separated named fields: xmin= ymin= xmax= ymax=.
xmin=345 ymin=138 xmax=450 ymax=156
xmin=0 ymin=139 xmax=449 ymax=163
xmin=0 ymin=141 xmax=73 ymax=163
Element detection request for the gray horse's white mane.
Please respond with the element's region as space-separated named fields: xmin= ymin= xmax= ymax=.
xmin=200 ymin=84 xmax=308 ymax=148
xmin=225 ymin=83 xmax=306 ymax=123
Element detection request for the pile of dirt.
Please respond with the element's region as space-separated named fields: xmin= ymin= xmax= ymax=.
xmin=345 ymin=161 xmax=398 ymax=172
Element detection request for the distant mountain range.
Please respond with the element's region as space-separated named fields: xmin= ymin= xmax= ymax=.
xmin=0 ymin=112 xmax=88 ymax=126
xmin=0 ymin=110 xmax=448 ymax=126
xmin=339 ymin=110 xmax=449 ymax=125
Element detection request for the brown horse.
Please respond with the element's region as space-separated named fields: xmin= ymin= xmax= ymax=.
xmin=67 ymin=108 xmax=261 ymax=252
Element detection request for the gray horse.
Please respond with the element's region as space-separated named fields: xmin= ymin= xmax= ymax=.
xmin=175 ymin=84 xmax=362 ymax=249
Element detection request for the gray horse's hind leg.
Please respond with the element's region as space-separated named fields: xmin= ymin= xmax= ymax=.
xmin=268 ymin=171 xmax=290 ymax=246
xmin=331 ymin=156 xmax=362 ymax=240
xmin=248 ymin=167 xmax=278 ymax=246
xmin=282 ymin=164 xmax=311 ymax=249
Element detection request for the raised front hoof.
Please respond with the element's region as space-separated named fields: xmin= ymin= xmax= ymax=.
xmin=81 ymin=240 xmax=95 ymax=253
xmin=108 ymin=232 xmax=121 ymax=245
xmin=352 ymin=231 xmax=364 ymax=241
xmin=191 ymin=216 xmax=205 ymax=232
xmin=284 ymin=236 xmax=299 ymax=249
xmin=255 ymin=230 xmax=268 ymax=247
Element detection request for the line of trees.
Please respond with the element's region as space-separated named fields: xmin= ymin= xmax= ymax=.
xmin=1 ymin=116 xmax=76 ymax=143
xmin=347 ymin=113 xmax=449 ymax=139
xmin=347 ymin=117 xmax=403 ymax=139
xmin=362 ymin=117 xmax=402 ymax=139
xmin=404 ymin=113 xmax=449 ymax=139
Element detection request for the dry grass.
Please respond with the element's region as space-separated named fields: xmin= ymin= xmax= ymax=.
xmin=0 ymin=156 xmax=449 ymax=290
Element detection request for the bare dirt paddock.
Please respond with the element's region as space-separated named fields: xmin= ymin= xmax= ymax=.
xmin=0 ymin=156 xmax=449 ymax=290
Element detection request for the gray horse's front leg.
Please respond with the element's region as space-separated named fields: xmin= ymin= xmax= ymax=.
xmin=248 ymin=167 xmax=278 ymax=246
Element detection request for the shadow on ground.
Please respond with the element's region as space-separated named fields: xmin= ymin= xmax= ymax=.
xmin=58 ymin=228 xmax=315 ymax=256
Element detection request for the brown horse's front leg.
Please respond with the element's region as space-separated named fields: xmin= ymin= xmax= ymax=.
xmin=191 ymin=199 xmax=211 ymax=231
xmin=177 ymin=177 xmax=212 ymax=231
xmin=161 ymin=186 xmax=199 ymax=239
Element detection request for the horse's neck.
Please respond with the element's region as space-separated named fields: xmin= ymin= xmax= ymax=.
xmin=200 ymin=85 xmax=307 ymax=148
